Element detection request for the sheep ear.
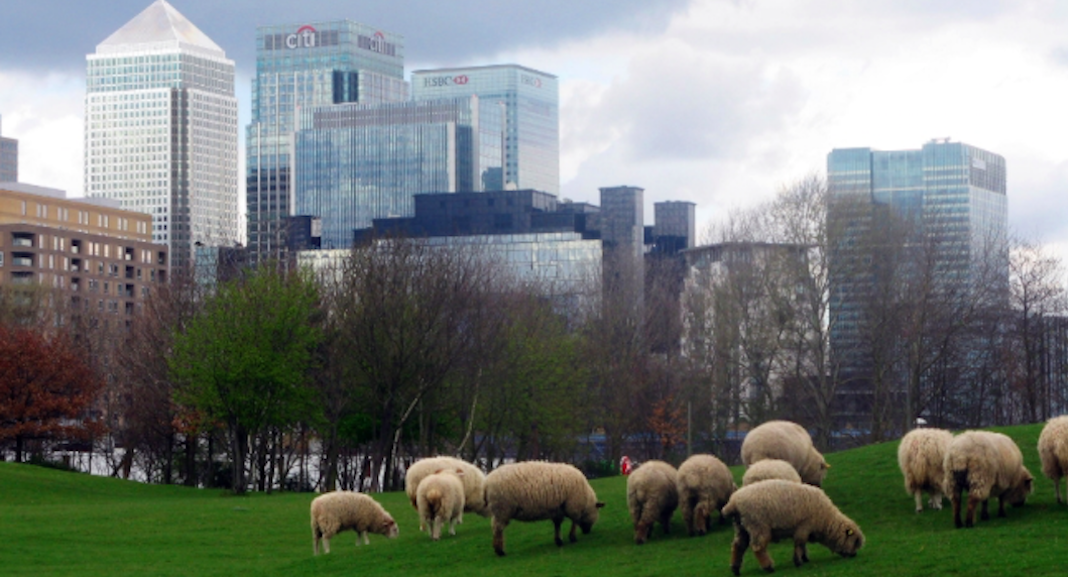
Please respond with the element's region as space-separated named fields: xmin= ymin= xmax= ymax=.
xmin=456 ymin=468 xmax=465 ymax=476
xmin=596 ymin=502 xmax=606 ymax=509
xmin=823 ymin=462 xmax=831 ymax=470
xmin=846 ymin=529 xmax=854 ymax=536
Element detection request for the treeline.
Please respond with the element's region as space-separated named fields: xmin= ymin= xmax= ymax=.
xmin=1 ymin=177 xmax=1065 ymax=493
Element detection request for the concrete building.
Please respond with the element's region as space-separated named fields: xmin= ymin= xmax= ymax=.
xmin=0 ymin=183 xmax=168 ymax=323
xmin=84 ymin=0 xmax=239 ymax=273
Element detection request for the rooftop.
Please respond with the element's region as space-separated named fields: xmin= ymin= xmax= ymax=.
xmin=94 ymin=0 xmax=225 ymax=58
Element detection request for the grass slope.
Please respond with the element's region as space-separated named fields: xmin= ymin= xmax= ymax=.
xmin=3 ymin=424 xmax=1068 ymax=576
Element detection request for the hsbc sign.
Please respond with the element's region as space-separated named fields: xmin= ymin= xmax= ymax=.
xmin=421 ymin=75 xmax=470 ymax=88
xmin=520 ymin=74 xmax=543 ymax=88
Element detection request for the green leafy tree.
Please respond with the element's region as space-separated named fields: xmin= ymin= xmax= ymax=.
xmin=170 ymin=266 xmax=323 ymax=494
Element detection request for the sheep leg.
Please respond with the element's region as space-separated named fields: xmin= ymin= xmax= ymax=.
xmin=569 ymin=519 xmax=580 ymax=543
xmin=1056 ymin=477 xmax=1063 ymax=505
xmin=980 ymin=499 xmax=990 ymax=520
xmin=552 ymin=516 xmax=565 ymax=546
xmin=793 ymin=539 xmax=809 ymax=567
xmin=660 ymin=510 xmax=673 ymax=535
xmin=752 ymin=544 xmax=775 ymax=573
xmin=683 ymin=502 xmax=696 ymax=536
xmin=730 ymin=524 xmax=750 ymax=576
xmin=360 ymin=530 xmax=370 ymax=545
xmin=492 ymin=517 xmax=508 ymax=556
xmin=313 ymin=527 xmax=321 ymax=556
xmin=929 ymin=491 xmax=943 ymax=510
xmin=634 ymin=520 xmax=652 ymax=545
xmin=914 ymin=491 xmax=923 ymax=513
xmin=431 ymin=517 xmax=442 ymax=541
xmin=322 ymin=535 xmax=331 ymax=554
xmin=965 ymin=495 xmax=980 ymax=528
xmin=952 ymin=490 xmax=963 ymax=528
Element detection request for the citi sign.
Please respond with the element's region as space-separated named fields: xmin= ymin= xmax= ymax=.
xmin=422 ymin=75 xmax=470 ymax=88
xmin=358 ymin=31 xmax=397 ymax=56
xmin=285 ymin=25 xmax=317 ymax=49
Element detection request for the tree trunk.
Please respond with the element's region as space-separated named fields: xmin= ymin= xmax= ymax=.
xmin=231 ymin=424 xmax=248 ymax=495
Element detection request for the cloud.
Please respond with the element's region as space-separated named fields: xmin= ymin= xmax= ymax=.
xmin=0 ymin=0 xmax=690 ymax=75
xmin=0 ymin=71 xmax=84 ymax=196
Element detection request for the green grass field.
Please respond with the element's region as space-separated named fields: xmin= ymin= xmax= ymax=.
xmin=4 ymin=423 xmax=1068 ymax=576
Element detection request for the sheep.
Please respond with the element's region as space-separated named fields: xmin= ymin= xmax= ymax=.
xmin=405 ymin=456 xmax=488 ymax=528
xmin=741 ymin=420 xmax=829 ymax=486
xmin=416 ymin=468 xmax=466 ymax=541
xmin=722 ymin=479 xmax=864 ymax=575
xmin=310 ymin=491 xmax=399 ymax=555
xmin=1038 ymin=415 xmax=1068 ymax=505
xmin=742 ymin=458 xmax=802 ymax=486
xmin=483 ymin=461 xmax=605 ymax=556
xmin=626 ymin=460 xmax=679 ymax=544
xmin=943 ymin=430 xmax=1034 ymax=529
xmin=676 ymin=454 xmax=736 ymax=536
xmin=897 ymin=427 xmax=954 ymax=513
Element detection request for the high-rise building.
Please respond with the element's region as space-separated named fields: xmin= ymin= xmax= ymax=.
xmin=247 ymin=20 xmax=407 ymax=265
xmin=0 ymin=114 xmax=18 ymax=183
xmin=84 ymin=0 xmax=238 ymax=273
xmin=411 ymin=65 xmax=559 ymax=195
xmin=826 ymin=139 xmax=1009 ymax=422
xmin=293 ymin=97 xmax=477 ymax=249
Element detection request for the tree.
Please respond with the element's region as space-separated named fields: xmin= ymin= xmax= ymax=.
xmin=170 ymin=266 xmax=323 ymax=494
xmin=0 ymin=326 xmax=104 ymax=462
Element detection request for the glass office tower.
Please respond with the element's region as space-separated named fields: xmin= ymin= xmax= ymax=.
xmin=411 ymin=65 xmax=559 ymax=195
xmin=0 ymin=115 xmax=17 ymax=183
xmin=826 ymin=140 xmax=1008 ymax=408
xmin=247 ymin=20 xmax=407 ymax=264
xmin=85 ymin=0 xmax=238 ymax=272
xmin=294 ymin=97 xmax=478 ymax=248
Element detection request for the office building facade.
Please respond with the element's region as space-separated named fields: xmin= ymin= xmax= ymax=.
xmin=826 ymin=139 xmax=1009 ymax=423
xmin=0 ymin=115 xmax=17 ymax=183
xmin=293 ymin=97 xmax=477 ymax=248
xmin=247 ymin=19 xmax=407 ymax=264
xmin=84 ymin=0 xmax=238 ymax=273
xmin=411 ymin=65 xmax=559 ymax=195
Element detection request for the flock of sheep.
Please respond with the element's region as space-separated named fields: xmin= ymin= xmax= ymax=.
xmin=307 ymin=415 xmax=1068 ymax=573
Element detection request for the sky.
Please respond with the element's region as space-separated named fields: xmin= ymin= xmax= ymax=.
xmin=1 ymin=0 xmax=1067 ymax=255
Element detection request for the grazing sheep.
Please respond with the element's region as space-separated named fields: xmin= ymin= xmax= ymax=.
xmin=741 ymin=420 xmax=829 ymax=486
xmin=1038 ymin=415 xmax=1068 ymax=505
xmin=405 ymin=456 xmax=488 ymax=527
xmin=897 ymin=427 xmax=954 ymax=513
xmin=943 ymin=430 xmax=1034 ymax=529
xmin=416 ymin=468 xmax=466 ymax=541
xmin=310 ymin=491 xmax=399 ymax=555
xmin=742 ymin=458 xmax=802 ymax=486
xmin=676 ymin=454 xmax=736 ymax=536
xmin=627 ymin=460 xmax=679 ymax=544
xmin=484 ymin=461 xmax=605 ymax=556
xmin=722 ymin=479 xmax=864 ymax=575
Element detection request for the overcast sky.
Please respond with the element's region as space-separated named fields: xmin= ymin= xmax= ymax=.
xmin=2 ymin=0 xmax=1067 ymax=255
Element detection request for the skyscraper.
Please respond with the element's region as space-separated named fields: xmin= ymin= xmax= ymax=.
xmin=84 ymin=0 xmax=238 ymax=273
xmin=246 ymin=20 xmax=407 ymax=265
xmin=826 ymin=139 xmax=1008 ymax=421
xmin=294 ymin=97 xmax=478 ymax=249
xmin=411 ymin=65 xmax=559 ymax=195
xmin=0 ymin=114 xmax=19 ymax=183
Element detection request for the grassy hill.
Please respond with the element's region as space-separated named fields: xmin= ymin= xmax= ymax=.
xmin=3 ymin=423 xmax=1068 ymax=576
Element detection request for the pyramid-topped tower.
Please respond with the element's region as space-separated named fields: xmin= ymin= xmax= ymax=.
xmin=85 ymin=0 xmax=238 ymax=273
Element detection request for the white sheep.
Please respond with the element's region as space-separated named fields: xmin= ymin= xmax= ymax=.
xmin=897 ymin=427 xmax=954 ymax=513
xmin=405 ymin=456 xmax=488 ymax=528
xmin=676 ymin=454 xmax=736 ymax=536
xmin=1038 ymin=415 xmax=1068 ymax=505
xmin=741 ymin=420 xmax=829 ymax=486
xmin=626 ymin=460 xmax=679 ymax=544
xmin=742 ymin=458 xmax=802 ymax=486
xmin=310 ymin=491 xmax=399 ymax=555
xmin=722 ymin=479 xmax=864 ymax=575
xmin=484 ymin=461 xmax=605 ymax=556
xmin=943 ymin=430 xmax=1034 ymax=528
xmin=416 ymin=468 xmax=466 ymax=541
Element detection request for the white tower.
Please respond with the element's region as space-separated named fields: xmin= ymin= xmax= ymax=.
xmin=84 ymin=0 xmax=238 ymax=273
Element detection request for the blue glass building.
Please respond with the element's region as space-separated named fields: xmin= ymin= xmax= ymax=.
xmin=294 ymin=97 xmax=478 ymax=249
xmin=0 ymin=114 xmax=16 ymax=183
xmin=411 ymin=65 xmax=559 ymax=195
xmin=246 ymin=20 xmax=408 ymax=264
xmin=827 ymin=139 xmax=1008 ymax=420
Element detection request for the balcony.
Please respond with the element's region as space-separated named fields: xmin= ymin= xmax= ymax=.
xmin=12 ymin=235 xmax=33 ymax=248
xmin=12 ymin=253 xmax=34 ymax=267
